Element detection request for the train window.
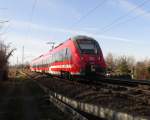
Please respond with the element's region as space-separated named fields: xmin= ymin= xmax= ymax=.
xmin=79 ymin=43 xmax=94 ymax=49
xmin=50 ymin=56 xmax=52 ymax=64
xmin=58 ymin=50 xmax=63 ymax=62
xmin=54 ymin=53 xmax=56 ymax=62
xmin=55 ymin=52 xmax=60 ymax=62
xmin=53 ymin=54 xmax=55 ymax=62
xmin=51 ymin=54 xmax=53 ymax=63
xmin=45 ymin=58 xmax=48 ymax=67
xmin=64 ymin=48 xmax=67 ymax=60
xmin=53 ymin=54 xmax=55 ymax=63
xmin=65 ymin=48 xmax=72 ymax=60
xmin=61 ymin=49 xmax=65 ymax=61
xmin=68 ymin=49 xmax=72 ymax=59
xmin=54 ymin=54 xmax=56 ymax=62
xmin=77 ymin=39 xmax=99 ymax=54
xmin=59 ymin=51 xmax=61 ymax=61
xmin=43 ymin=60 xmax=45 ymax=66
xmin=58 ymin=51 xmax=61 ymax=61
xmin=61 ymin=49 xmax=64 ymax=61
xmin=49 ymin=55 xmax=51 ymax=64
xmin=56 ymin=53 xmax=58 ymax=62
xmin=45 ymin=60 xmax=47 ymax=67
xmin=45 ymin=59 xmax=47 ymax=65
xmin=39 ymin=61 xmax=40 ymax=67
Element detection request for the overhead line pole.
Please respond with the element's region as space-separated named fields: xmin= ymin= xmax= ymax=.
xmin=22 ymin=46 xmax=24 ymax=70
xmin=46 ymin=42 xmax=55 ymax=50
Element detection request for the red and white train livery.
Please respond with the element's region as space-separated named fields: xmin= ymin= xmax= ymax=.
xmin=30 ymin=35 xmax=106 ymax=78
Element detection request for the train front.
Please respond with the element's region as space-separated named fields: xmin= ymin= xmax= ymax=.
xmin=73 ymin=36 xmax=106 ymax=77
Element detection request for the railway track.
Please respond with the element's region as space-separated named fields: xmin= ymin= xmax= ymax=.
xmin=76 ymin=77 xmax=150 ymax=106
xmin=26 ymin=73 xmax=150 ymax=119
xmin=103 ymin=77 xmax=150 ymax=86
xmin=37 ymin=81 xmax=104 ymax=120
xmin=45 ymin=74 xmax=150 ymax=97
xmin=28 ymin=72 xmax=150 ymax=104
xmin=25 ymin=68 xmax=150 ymax=87
xmin=23 ymin=71 xmax=150 ymax=119
xmin=22 ymin=71 xmax=104 ymax=120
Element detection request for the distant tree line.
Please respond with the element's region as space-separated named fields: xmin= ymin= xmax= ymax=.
xmin=105 ymin=53 xmax=150 ymax=80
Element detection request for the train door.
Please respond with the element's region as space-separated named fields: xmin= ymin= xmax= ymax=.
xmin=64 ymin=48 xmax=72 ymax=79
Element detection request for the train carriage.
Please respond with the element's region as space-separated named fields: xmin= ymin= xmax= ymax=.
xmin=30 ymin=35 xmax=106 ymax=79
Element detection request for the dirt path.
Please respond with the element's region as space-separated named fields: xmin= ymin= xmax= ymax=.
xmin=0 ymin=79 xmax=70 ymax=120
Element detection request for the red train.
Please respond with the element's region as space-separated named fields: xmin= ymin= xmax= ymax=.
xmin=30 ymin=35 xmax=106 ymax=79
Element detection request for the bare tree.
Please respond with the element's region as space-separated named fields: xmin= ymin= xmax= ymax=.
xmin=105 ymin=53 xmax=136 ymax=78
xmin=135 ymin=60 xmax=150 ymax=80
xmin=105 ymin=53 xmax=115 ymax=73
xmin=115 ymin=56 xmax=130 ymax=75
xmin=105 ymin=53 xmax=150 ymax=80
xmin=0 ymin=41 xmax=15 ymax=80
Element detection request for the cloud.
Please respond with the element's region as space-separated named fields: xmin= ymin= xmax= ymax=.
xmin=12 ymin=20 xmax=139 ymax=43
xmin=118 ymin=0 xmax=150 ymax=19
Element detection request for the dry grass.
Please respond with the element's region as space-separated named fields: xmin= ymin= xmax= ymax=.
xmin=8 ymin=68 xmax=17 ymax=78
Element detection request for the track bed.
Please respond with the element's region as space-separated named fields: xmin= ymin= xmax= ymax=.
xmin=33 ymin=74 xmax=150 ymax=119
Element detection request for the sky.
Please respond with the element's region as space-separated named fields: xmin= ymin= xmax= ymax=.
xmin=0 ymin=0 xmax=150 ymax=65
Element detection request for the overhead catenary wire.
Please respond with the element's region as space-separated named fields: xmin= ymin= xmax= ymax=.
xmin=0 ymin=7 xmax=10 ymax=42
xmin=0 ymin=22 xmax=11 ymax=35
xmin=0 ymin=20 xmax=9 ymax=23
xmin=27 ymin=0 xmax=37 ymax=35
xmin=0 ymin=20 xmax=9 ymax=35
xmin=26 ymin=0 xmax=37 ymax=39
xmin=21 ymin=0 xmax=37 ymax=64
xmin=29 ymin=0 xmax=37 ymax=24
xmin=69 ymin=0 xmax=149 ymax=34
xmin=103 ymin=9 xmax=150 ymax=33
xmin=0 ymin=8 xmax=7 ymax=10
xmin=99 ymin=0 xmax=150 ymax=33
xmin=0 ymin=7 xmax=12 ymax=36
xmin=69 ymin=0 xmax=107 ymax=29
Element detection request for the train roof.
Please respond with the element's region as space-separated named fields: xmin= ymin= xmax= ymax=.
xmin=31 ymin=35 xmax=97 ymax=62
xmin=71 ymin=35 xmax=96 ymax=41
xmin=50 ymin=35 xmax=95 ymax=50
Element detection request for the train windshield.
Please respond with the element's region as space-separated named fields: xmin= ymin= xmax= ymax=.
xmin=77 ymin=39 xmax=99 ymax=54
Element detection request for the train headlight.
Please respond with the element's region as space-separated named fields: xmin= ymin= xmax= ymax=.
xmin=91 ymin=65 xmax=95 ymax=72
xmin=81 ymin=56 xmax=84 ymax=60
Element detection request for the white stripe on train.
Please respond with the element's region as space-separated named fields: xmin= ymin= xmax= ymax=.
xmin=32 ymin=64 xmax=80 ymax=75
xmin=50 ymin=64 xmax=72 ymax=69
